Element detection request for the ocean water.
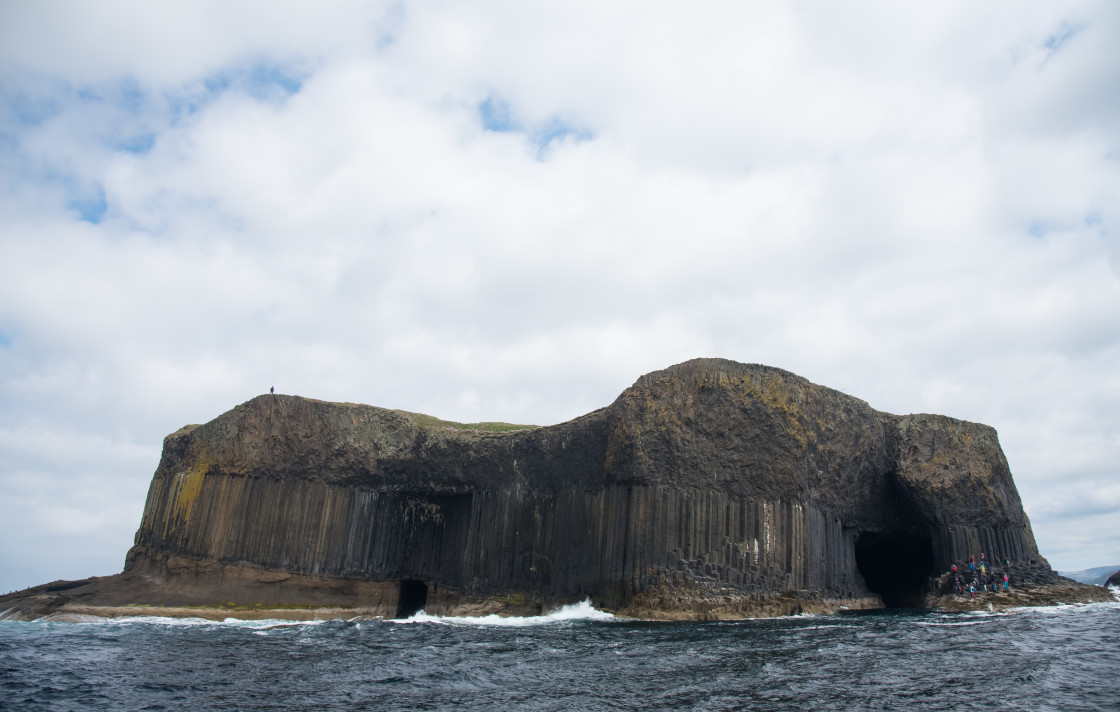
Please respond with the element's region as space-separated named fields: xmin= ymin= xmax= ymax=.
xmin=2 ymin=599 xmax=1118 ymax=711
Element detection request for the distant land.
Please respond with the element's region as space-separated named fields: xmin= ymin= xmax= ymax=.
xmin=1059 ymin=565 xmax=1120 ymax=586
xmin=1 ymin=358 xmax=1111 ymax=621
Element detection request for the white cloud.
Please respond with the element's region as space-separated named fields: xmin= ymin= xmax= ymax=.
xmin=1 ymin=1 xmax=1118 ymax=590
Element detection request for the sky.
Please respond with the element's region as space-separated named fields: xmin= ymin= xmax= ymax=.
xmin=1 ymin=1 xmax=1118 ymax=593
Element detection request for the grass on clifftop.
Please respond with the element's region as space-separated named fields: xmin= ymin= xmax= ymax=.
xmin=401 ymin=411 xmax=539 ymax=433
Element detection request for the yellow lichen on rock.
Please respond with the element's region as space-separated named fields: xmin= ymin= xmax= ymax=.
xmin=169 ymin=460 xmax=209 ymax=527
xmin=729 ymin=372 xmax=811 ymax=448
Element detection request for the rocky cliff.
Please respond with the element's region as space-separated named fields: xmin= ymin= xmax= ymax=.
xmin=3 ymin=358 xmax=1110 ymax=621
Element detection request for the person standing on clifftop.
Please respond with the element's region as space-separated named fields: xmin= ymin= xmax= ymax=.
xmin=270 ymin=386 xmax=274 ymax=395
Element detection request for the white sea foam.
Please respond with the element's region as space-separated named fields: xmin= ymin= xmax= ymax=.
xmin=789 ymin=624 xmax=857 ymax=631
xmin=42 ymin=615 xmax=213 ymax=627
xmin=67 ymin=615 xmax=332 ymax=629
xmin=1005 ymin=599 xmax=1120 ymax=617
xmin=396 ymin=598 xmax=616 ymax=627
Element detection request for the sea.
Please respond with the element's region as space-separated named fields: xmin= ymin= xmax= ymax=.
xmin=2 ymin=597 xmax=1118 ymax=712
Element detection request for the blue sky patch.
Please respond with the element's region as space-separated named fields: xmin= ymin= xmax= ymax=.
xmin=372 ymin=3 xmax=406 ymax=52
xmin=478 ymin=96 xmax=593 ymax=156
xmin=4 ymin=78 xmax=159 ymax=157
xmin=1027 ymin=219 xmax=1052 ymax=238
xmin=113 ymin=132 xmax=155 ymax=154
xmin=1043 ymin=23 xmax=1082 ymax=53
xmin=532 ymin=119 xmax=592 ymax=153
xmin=1083 ymin=212 xmax=1104 ymax=232
xmin=115 ymin=77 xmax=146 ymax=114
xmin=69 ymin=185 xmax=108 ymax=224
xmin=202 ymin=61 xmax=305 ymax=103
xmin=73 ymin=77 xmax=146 ymax=116
xmin=479 ymin=97 xmax=516 ymax=132
xmin=248 ymin=64 xmax=303 ymax=97
xmin=166 ymin=90 xmax=208 ymax=122
xmin=0 ymin=331 xmax=11 ymax=348
xmin=1026 ymin=217 xmax=1096 ymax=239
xmin=167 ymin=61 xmax=305 ymax=122
xmin=202 ymin=72 xmax=234 ymax=96
xmin=4 ymin=84 xmax=65 ymax=127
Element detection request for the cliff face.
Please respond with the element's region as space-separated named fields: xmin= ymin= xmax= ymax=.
xmin=104 ymin=358 xmax=1057 ymax=617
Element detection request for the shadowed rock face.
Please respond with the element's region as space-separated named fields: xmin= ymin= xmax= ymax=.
xmin=112 ymin=358 xmax=1047 ymax=616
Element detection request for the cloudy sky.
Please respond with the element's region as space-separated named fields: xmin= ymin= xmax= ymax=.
xmin=1 ymin=1 xmax=1118 ymax=593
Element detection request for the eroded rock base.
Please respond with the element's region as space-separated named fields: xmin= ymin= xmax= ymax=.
xmin=3 ymin=566 xmax=1111 ymax=623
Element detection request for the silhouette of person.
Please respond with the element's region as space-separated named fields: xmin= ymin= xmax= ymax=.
xmin=270 ymin=386 xmax=274 ymax=395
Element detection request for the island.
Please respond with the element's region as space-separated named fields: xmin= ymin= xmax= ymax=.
xmin=2 ymin=358 xmax=1110 ymax=621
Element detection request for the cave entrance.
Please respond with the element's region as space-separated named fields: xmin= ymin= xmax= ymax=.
xmin=396 ymin=579 xmax=428 ymax=619
xmin=855 ymin=529 xmax=934 ymax=608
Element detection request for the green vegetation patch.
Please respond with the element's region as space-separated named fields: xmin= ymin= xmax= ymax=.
xmin=401 ymin=411 xmax=539 ymax=433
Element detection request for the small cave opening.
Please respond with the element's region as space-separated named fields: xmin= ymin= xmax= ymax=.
xmin=396 ymin=579 xmax=428 ymax=619
xmin=855 ymin=529 xmax=934 ymax=608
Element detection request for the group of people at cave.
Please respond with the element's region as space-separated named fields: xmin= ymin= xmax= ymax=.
xmin=949 ymin=553 xmax=1012 ymax=599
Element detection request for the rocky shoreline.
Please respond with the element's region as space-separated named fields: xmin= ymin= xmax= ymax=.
xmin=927 ymin=582 xmax=1116 ymax=613
xmin=2 ymin=570 xmax=1111 ymax=623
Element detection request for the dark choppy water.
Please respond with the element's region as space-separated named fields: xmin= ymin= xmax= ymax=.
xmin=2 ymin=599 xmax=1118 ymax=711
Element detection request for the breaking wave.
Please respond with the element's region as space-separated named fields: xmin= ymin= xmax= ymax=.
xmin=397 ymin=598 xmax=616 ymax=627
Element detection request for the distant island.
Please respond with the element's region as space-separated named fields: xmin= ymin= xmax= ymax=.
xmin=2 ymin=358 xmax=1110 ymax=621
xmin=1058 ymin=565 xmax=1120 ymax=587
